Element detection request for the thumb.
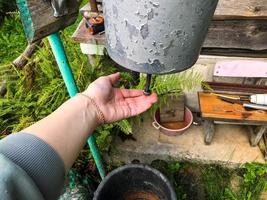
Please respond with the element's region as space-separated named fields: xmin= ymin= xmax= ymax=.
xmin=107 ymin=72 xmax=120 ymax=85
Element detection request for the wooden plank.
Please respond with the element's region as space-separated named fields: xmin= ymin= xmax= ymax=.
xmin=202 ymin=82 xmax=267 ymax=95
xmin=81 ymin=1 xmax=267 ymax=20
xmin=159 ymin=95 xmax=185 ymax=123
xmin=201 ymin=48 xmax=267 ymax=58
xmin=199 ymin=92 xmax=267 ymax=123
xmin=214 ymin=0 xmax=267 ymax=19
xmin=204 ymin=20 xmax=267 ymax=51
xmin=17 ymin=0 xmax=79 ymax=43
xmin=203 ymin=120 xmax=215 ymax=145
xmin=250 ymin=126 xmax=267 ymax=146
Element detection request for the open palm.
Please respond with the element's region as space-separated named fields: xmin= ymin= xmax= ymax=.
xmin=83 ymin=73 xmax=157 ymax=123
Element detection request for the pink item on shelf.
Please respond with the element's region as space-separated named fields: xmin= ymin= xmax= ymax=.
xmin=214 ymin=60 xmax=267 ymax=78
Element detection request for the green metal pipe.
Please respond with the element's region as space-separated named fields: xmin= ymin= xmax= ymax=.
xmin=48 ymin=32 xmax=106 ymax=179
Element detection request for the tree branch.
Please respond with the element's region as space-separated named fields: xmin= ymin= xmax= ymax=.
xmin=12 ymin=40 xmax=42 ymax=69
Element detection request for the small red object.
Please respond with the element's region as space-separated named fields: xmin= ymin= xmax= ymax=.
xmin=85 ymin=15 xmax=105 ymax=35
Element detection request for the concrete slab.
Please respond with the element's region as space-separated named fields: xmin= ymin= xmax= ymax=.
xmin=110 ymin=115 xmax=265 ymax=168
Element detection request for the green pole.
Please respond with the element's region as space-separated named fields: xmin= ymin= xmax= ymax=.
xmin=48 ymin=32 xmax=106 ymax=179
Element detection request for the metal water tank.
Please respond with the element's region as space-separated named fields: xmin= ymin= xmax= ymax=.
xmin=103 ymin=0 xmax=218 ymax=74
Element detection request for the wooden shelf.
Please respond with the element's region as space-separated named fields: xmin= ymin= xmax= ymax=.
xmin=72 ymin=19 xmax=105 ymax=45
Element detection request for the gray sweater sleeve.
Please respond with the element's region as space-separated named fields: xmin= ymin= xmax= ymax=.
xmin=0 ymin=133 xmax=66 ymax=200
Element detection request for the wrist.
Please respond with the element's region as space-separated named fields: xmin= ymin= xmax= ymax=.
xmin=76 ymin=93 xmax=105 ymax=126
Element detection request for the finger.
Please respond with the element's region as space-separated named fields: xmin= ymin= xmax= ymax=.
xmin=126 ymin=93 xmax=158 ymax=104
xmin=119 ymin=89 xmax=144 ymax=98
xmin=107 ymin=72 xmax=120 ymax=85
xmin=127 ymin=100 xmax=153 ymax=116
xmin=125 ymin=93 xmax=158 ymax=116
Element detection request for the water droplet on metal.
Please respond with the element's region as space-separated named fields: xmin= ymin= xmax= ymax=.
xmin=140 ymin=23 xmax=149 ymax=39
xmin=149 ymin=1 xmax=160 ymax=8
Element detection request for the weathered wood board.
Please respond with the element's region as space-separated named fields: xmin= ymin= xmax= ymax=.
xmin=214 ymin=0 xmax=267 ymax=19
xmin=204 ymin=20 xmax=267 ymax=51
xmin=17 ymin=0 xmax=80 ymax=43
xmin=159 ymin=95 xmax=185 ymax=123
xmin=199 ymin=92 xmax=267 ymax=124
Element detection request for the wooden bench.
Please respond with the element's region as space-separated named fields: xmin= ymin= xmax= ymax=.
xmin=199 ymin=92 xmax=267 ymax=146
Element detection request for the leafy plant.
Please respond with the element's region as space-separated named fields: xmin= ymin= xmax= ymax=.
xmin=225 ymin=163 xmax=267 ymax=200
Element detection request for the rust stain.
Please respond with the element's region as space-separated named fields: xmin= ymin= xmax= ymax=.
xmin=241 ymin=112 xmax=252 ymax=119
xmin=123 ymin=190 xmax=160 ymax=200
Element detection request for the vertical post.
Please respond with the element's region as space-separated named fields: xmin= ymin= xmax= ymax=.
xmin=48 ymin=32 xmax=106 ymax=179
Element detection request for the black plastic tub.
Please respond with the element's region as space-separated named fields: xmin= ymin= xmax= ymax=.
xmin=94 ymin=164 xmax=177 ymax=200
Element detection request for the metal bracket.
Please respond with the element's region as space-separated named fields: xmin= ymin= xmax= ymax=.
xmin=51 ymin=0 xmax=68 ymax=17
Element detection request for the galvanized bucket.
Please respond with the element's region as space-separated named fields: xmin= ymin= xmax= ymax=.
xmin=103 ymin=0 xmax=218 ymax=74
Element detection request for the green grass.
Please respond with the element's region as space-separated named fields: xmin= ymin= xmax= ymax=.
xmin=0 ymin=12 xmax=26 ymax=65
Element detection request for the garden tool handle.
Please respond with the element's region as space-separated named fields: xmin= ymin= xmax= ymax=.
xmin=243 ymin=103 xmax=267 ymax=111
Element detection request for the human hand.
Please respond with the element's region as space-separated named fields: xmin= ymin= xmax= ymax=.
xmin=83 ymin=72 xmax=157 ymax=124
